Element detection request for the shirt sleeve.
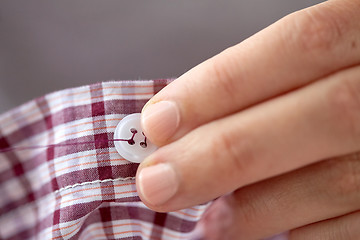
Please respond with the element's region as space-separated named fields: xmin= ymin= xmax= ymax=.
xmin=0 ymin=79 xmax=208 ymax=240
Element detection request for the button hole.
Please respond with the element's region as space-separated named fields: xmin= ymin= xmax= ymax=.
xmin=127 ymin=128 xmax=137 ymax=145
xmin=140 ymin=131 xmax=147 ymax=148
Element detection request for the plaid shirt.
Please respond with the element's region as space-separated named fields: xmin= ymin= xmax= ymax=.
xmin=0 ymin=80 xmax=207 ymax=240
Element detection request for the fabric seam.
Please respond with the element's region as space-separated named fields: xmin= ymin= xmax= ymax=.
xmin=0 ymin=177 xmax=137 ymax=220
xmin=54 ymin=177 xmax=136 ymax=194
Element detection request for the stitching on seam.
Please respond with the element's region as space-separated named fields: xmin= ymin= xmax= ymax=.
xmin=55 ymin=177 xmax=136 ymax=194
xmin=0 ymin=177 xmax=137 ymax=220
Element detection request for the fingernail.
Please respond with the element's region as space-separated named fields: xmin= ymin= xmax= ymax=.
xmin=141 ymin=101 xmax=180 ymax=142
xmin=137 ymin=163 xmax=178 ymax=205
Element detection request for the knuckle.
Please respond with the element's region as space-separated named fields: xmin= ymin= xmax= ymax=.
xmin=234 ymin=194 xmax=262 ymax=226
xmin=206 ymin=48 xmax=244 ymax=105
xmin=326 ymin=71 xmax=360 ymax=143
xmin=210 ymin=127 xmax=256 ymax=181
xmin=283 ymin=4 xmax=348 ymax=53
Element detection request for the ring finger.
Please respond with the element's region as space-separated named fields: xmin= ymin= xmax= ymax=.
xmin=197 ymin=153 xmax=360 ymax=240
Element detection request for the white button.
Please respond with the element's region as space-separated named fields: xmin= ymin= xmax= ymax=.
xmin=114 ymin=113 xmax=158 ymax=163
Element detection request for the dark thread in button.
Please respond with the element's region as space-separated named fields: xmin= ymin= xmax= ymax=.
xmin=128 ymin=128 xmax=138 ymax=145
xmin=140 ymin=132 xmax=148 ymax=148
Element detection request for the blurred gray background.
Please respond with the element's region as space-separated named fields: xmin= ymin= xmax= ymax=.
xmin=0 ymin=0 xmax=323 ymax=113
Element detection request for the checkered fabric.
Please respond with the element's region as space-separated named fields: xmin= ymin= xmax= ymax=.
xmin=0 ymin=80 xmax=207 ymax=240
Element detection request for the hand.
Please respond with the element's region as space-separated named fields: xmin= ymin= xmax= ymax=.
xmin=136 ymin=0 xmax=360 ymax=239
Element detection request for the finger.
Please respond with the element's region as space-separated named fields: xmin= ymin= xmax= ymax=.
xmin=290 ymin=211 xmax=360 ymax=240
xmin=141 ymin=0 xmax=360 ymax=145
xmin=137 ymin=65 xmax=360 ymax=211
xmin=197 ymin=153 xmax=360 ymax=240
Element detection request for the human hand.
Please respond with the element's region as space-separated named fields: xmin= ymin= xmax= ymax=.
xmin=136 ymin=0 xmax=360 ymax=239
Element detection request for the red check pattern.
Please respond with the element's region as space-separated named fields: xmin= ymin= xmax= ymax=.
xmin=0 ymin=80 xmax=207 ymax=240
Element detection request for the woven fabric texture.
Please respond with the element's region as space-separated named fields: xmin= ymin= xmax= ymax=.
xmin=0 ymin=80 xmax=207 ymax=240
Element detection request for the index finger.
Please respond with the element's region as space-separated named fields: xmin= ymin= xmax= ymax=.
xmin=141 ymin=0 xmax=360 ymax=146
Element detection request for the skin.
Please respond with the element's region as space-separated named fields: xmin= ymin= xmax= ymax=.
xmin=136 ymin=0 xmax=360 ymax=239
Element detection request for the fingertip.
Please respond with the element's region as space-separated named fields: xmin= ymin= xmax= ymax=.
xmin=141 ymin=100 xmax=180 ymax=146
xmin=136 ymin=162 xmax=179 ymax=207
